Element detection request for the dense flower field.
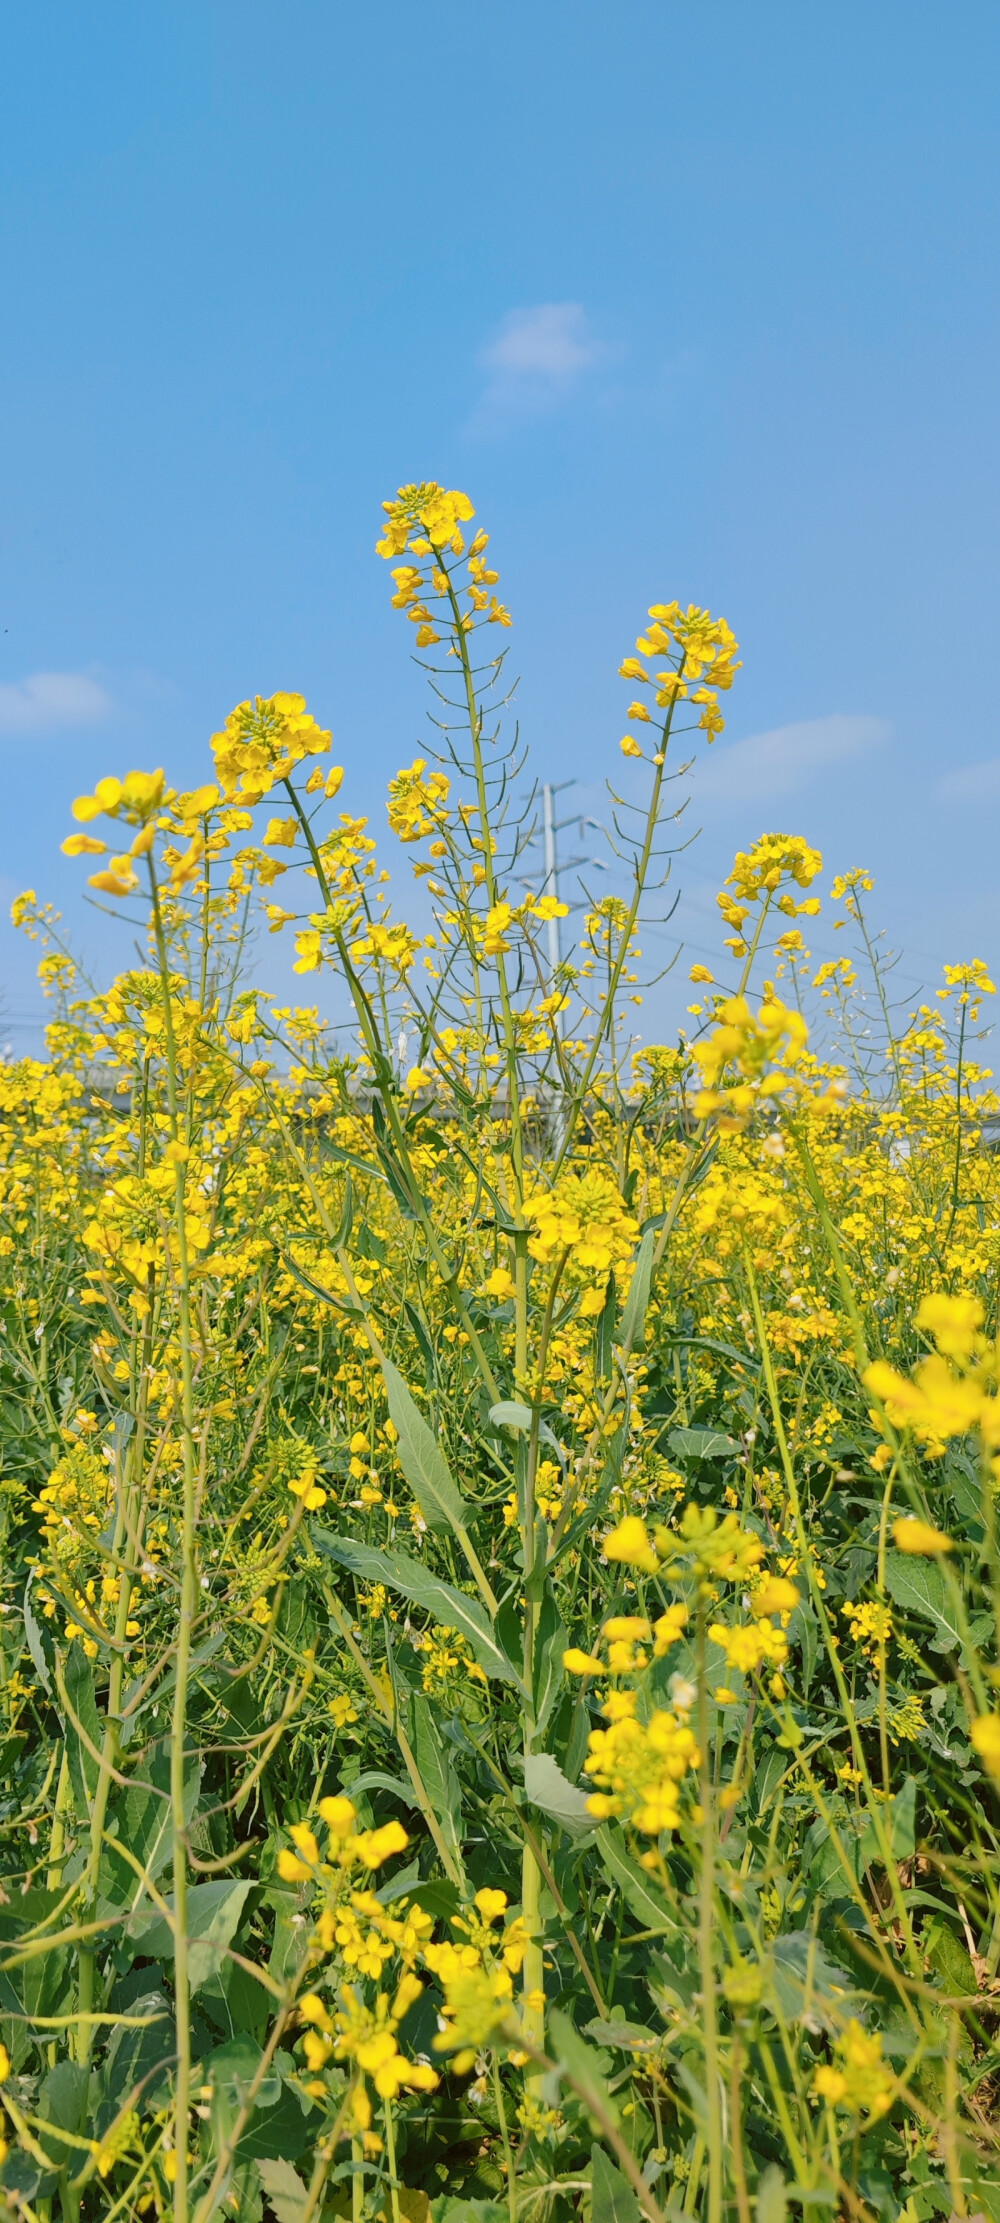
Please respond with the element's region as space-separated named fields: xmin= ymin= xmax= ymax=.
xmin=0 ymin=485 xmax=998 ymax=2223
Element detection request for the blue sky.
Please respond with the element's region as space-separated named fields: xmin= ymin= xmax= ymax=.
xmin=1 ymin=1 xmax=998 ymax=1051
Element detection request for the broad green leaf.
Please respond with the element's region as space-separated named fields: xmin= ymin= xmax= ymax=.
xmin=668 ymin=1425 xmax=739 ymax=1460
xmin=105 ymin=1739 xmax=199 ymax=1909
xmin=523 ymin=1752 xmax=593 ymax=1835
xmin=432 ymin=2203 xmax=505 ymax=2223
xmin=591 ymin=2143 xmax=641 ymax=2223
xmin=596 ymin=1824 xmax=678 ymax=1933
xmin=103 ymin=1990 xmax=173 ymax=2111
xmin=883 ymin=1551 xmax=986 ymax=1658
xmin=346 ymin=1769 xmax=421 ymax=1807
xmin=256 ymin=2159 xmax=309 ymax=2223
xmin=548 ymin=2008 xmax=618 ymax=2130
xmin=858 ymin=1775 xmax=917 ymax=1867
xmin=382 ymin=1357 xmax=467 ymax=1533
xmin=489 ymin=1400 xmax=533 ymax=1432
xmin=314 ymin=1532 xmax=524 ymax=1689
xmin=37 ymin=2060 xmax=89 ymax=2168
xmin=619 ymin=1227 xmax=655 ymax=1354
xmin=130 ymin=1879 xmax=251 ymax=1993
xmin=412 ymin=1692 xmax=465 ymax=1875
xmin=768 ymin=1932 xmax=863 ymax=2032
xmin=63 ymin=1640 xmax=101 ymax=1812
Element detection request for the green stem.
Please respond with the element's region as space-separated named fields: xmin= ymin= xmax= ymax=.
xmin=148 ymin=864 xmax=197 ymax=2223
xmin=695 ymin=1606 xmax=722 ymax=2223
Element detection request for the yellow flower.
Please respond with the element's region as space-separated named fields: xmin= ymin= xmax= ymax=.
xmin=893 ymin=1517 xmax=954 ymax=1555
xmin=812 ymin=2021 xmax=893 ymax=2119
xmin=916 ymin=1291 xmax=984 ymax=1358
xmin=970 ymin=1713 xmax=1000 ymax=1779
xmin=474 ymin=1888 xmax=509 ymax=1923
xmin=620 ymin=735 xmax=644 ymax=759
xmin=584 ymin=1705 xmax=699 ymax=1833
xmin=563 ymin=1647 xmax=604 ymax=1675
xmin=288 ymin=1469 xmax=327 ymax=1511
xmin=603 ymin=1516 xmax=658 ymax=1574
xmin=88 ymin=859 xmax=141 ymax=897
xmin=709 ymin=1620 xmax=788 ymax=1675
xmin=318 ymin=1794 xmax=357 ymax=1837
xmin=750 ymin=1576 xmax=800 ymax=1617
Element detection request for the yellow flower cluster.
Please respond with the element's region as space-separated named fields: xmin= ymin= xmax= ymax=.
xmin=584 ymin=1692 xmax=700 ymax=1832
xmin=211 ymin=691 xmax=332 ymax=804
xmin=376 ymin=484 xmax=510 ymax=643
xmin=865 ymin=1293 xmax=1000 ymax=1462
xmin=813 ymin=2020 xmax=894 ymax=2119
xmin=603 ymin=1502 xmax=770 ymax=1588
xmin=525 ymin=1169 xmax=639 ymax=1303
xmin=386 ymin=757 xmax=452 ymax=843
xmin=690 ymin=993 xmax=809 ymax=1127
xmin=619 ymin=601 xmax=739 ymax=750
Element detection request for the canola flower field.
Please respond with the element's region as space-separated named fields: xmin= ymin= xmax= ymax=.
xmin=0 ymin=484 xmax=999 ymax=2223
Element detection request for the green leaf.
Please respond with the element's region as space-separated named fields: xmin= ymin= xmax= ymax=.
xmin=883 ymin=1552 xmax=987 ymax=1659
xmin=523 ymin=1752 xmax=593 ymax=1835
xmin=256 ymin=2159 xmax=310 ymax=2223
xmin=668 ymin=1425 xmax=739 ymax=1460
xmin=619 ymin=1228 xmax=655 ymax=1354
xmin=788 ymin=1600 xmax=819 ymax=1695
xmin=105 ymin=1739 xmax=200 ymax=1908
xmin=130 ymin=1880 xmax=251 ymax=1993
xmin=591 ymin=2142 xmax=642 ymax=2223
xmin=103 ymin=1989 xmax=173 ymax=2111
xmin=756 ymin=2165 xmax=787 ymax=2223
xmin=412 ymin=1692 xmax=465 ymax=1876
xmin=858 ymin=1775 xmax=917 ymax=1868
xmin=314 ymin=1533 xmax=524 ymax=1689
xmin=346 ymin=1769 xmax=421 ymax=1807
xmin=405 ymin=1300 xmax=438 ymax=1384
xmin=23 ymin=1573 xmax=52 ymax=1695
xmin=596 ymin=1825 xmax=678 ymax=1934
xmin=489 ymin=1400 xmax=533 ymax=1432
xmin=769 ymin=1933 xmax=864 ymax=2033
xmin=532 ymin=1589 xmax=567 ymax=1739
xmin=63 ymin=1639 xmax=101 ymax=1812
xmin=585 ymin=2018 xmax=660 ymax=2055
xmin=548 ymin=2008 xmax=619 ymax=2130
xmin=595 ymin=1275 xmax=617 ymax=1384
xmin=382 ymin=1358 xmax=467 ymax=1534
xmin=37 ymin=2060 xmax=89 ymax=2168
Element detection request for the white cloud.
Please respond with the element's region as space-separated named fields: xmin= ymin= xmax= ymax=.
xmin=695 ymin=713 xmax=890 ymax=805
xmin=0 ymin=671 xmax=111 ymax=735
xmin=467 ymin=304 xmax=604 ymax=433
xmin=936 ymin=757 xmax=1000 ymax=802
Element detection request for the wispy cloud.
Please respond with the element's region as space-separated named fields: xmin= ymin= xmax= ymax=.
xmin=936 ymin=757 xmax=1000 ymax=802
xmin=0 ymin=671 xmax=111 ymax=735
xmin=695 ymin=713 xmax=890 ymax=805
xmin=466 ymin=303 xmax=605 ymax=435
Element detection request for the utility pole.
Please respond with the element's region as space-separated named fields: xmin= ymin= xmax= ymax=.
xmin=523 ymin=781 xmax=605 ymax=992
